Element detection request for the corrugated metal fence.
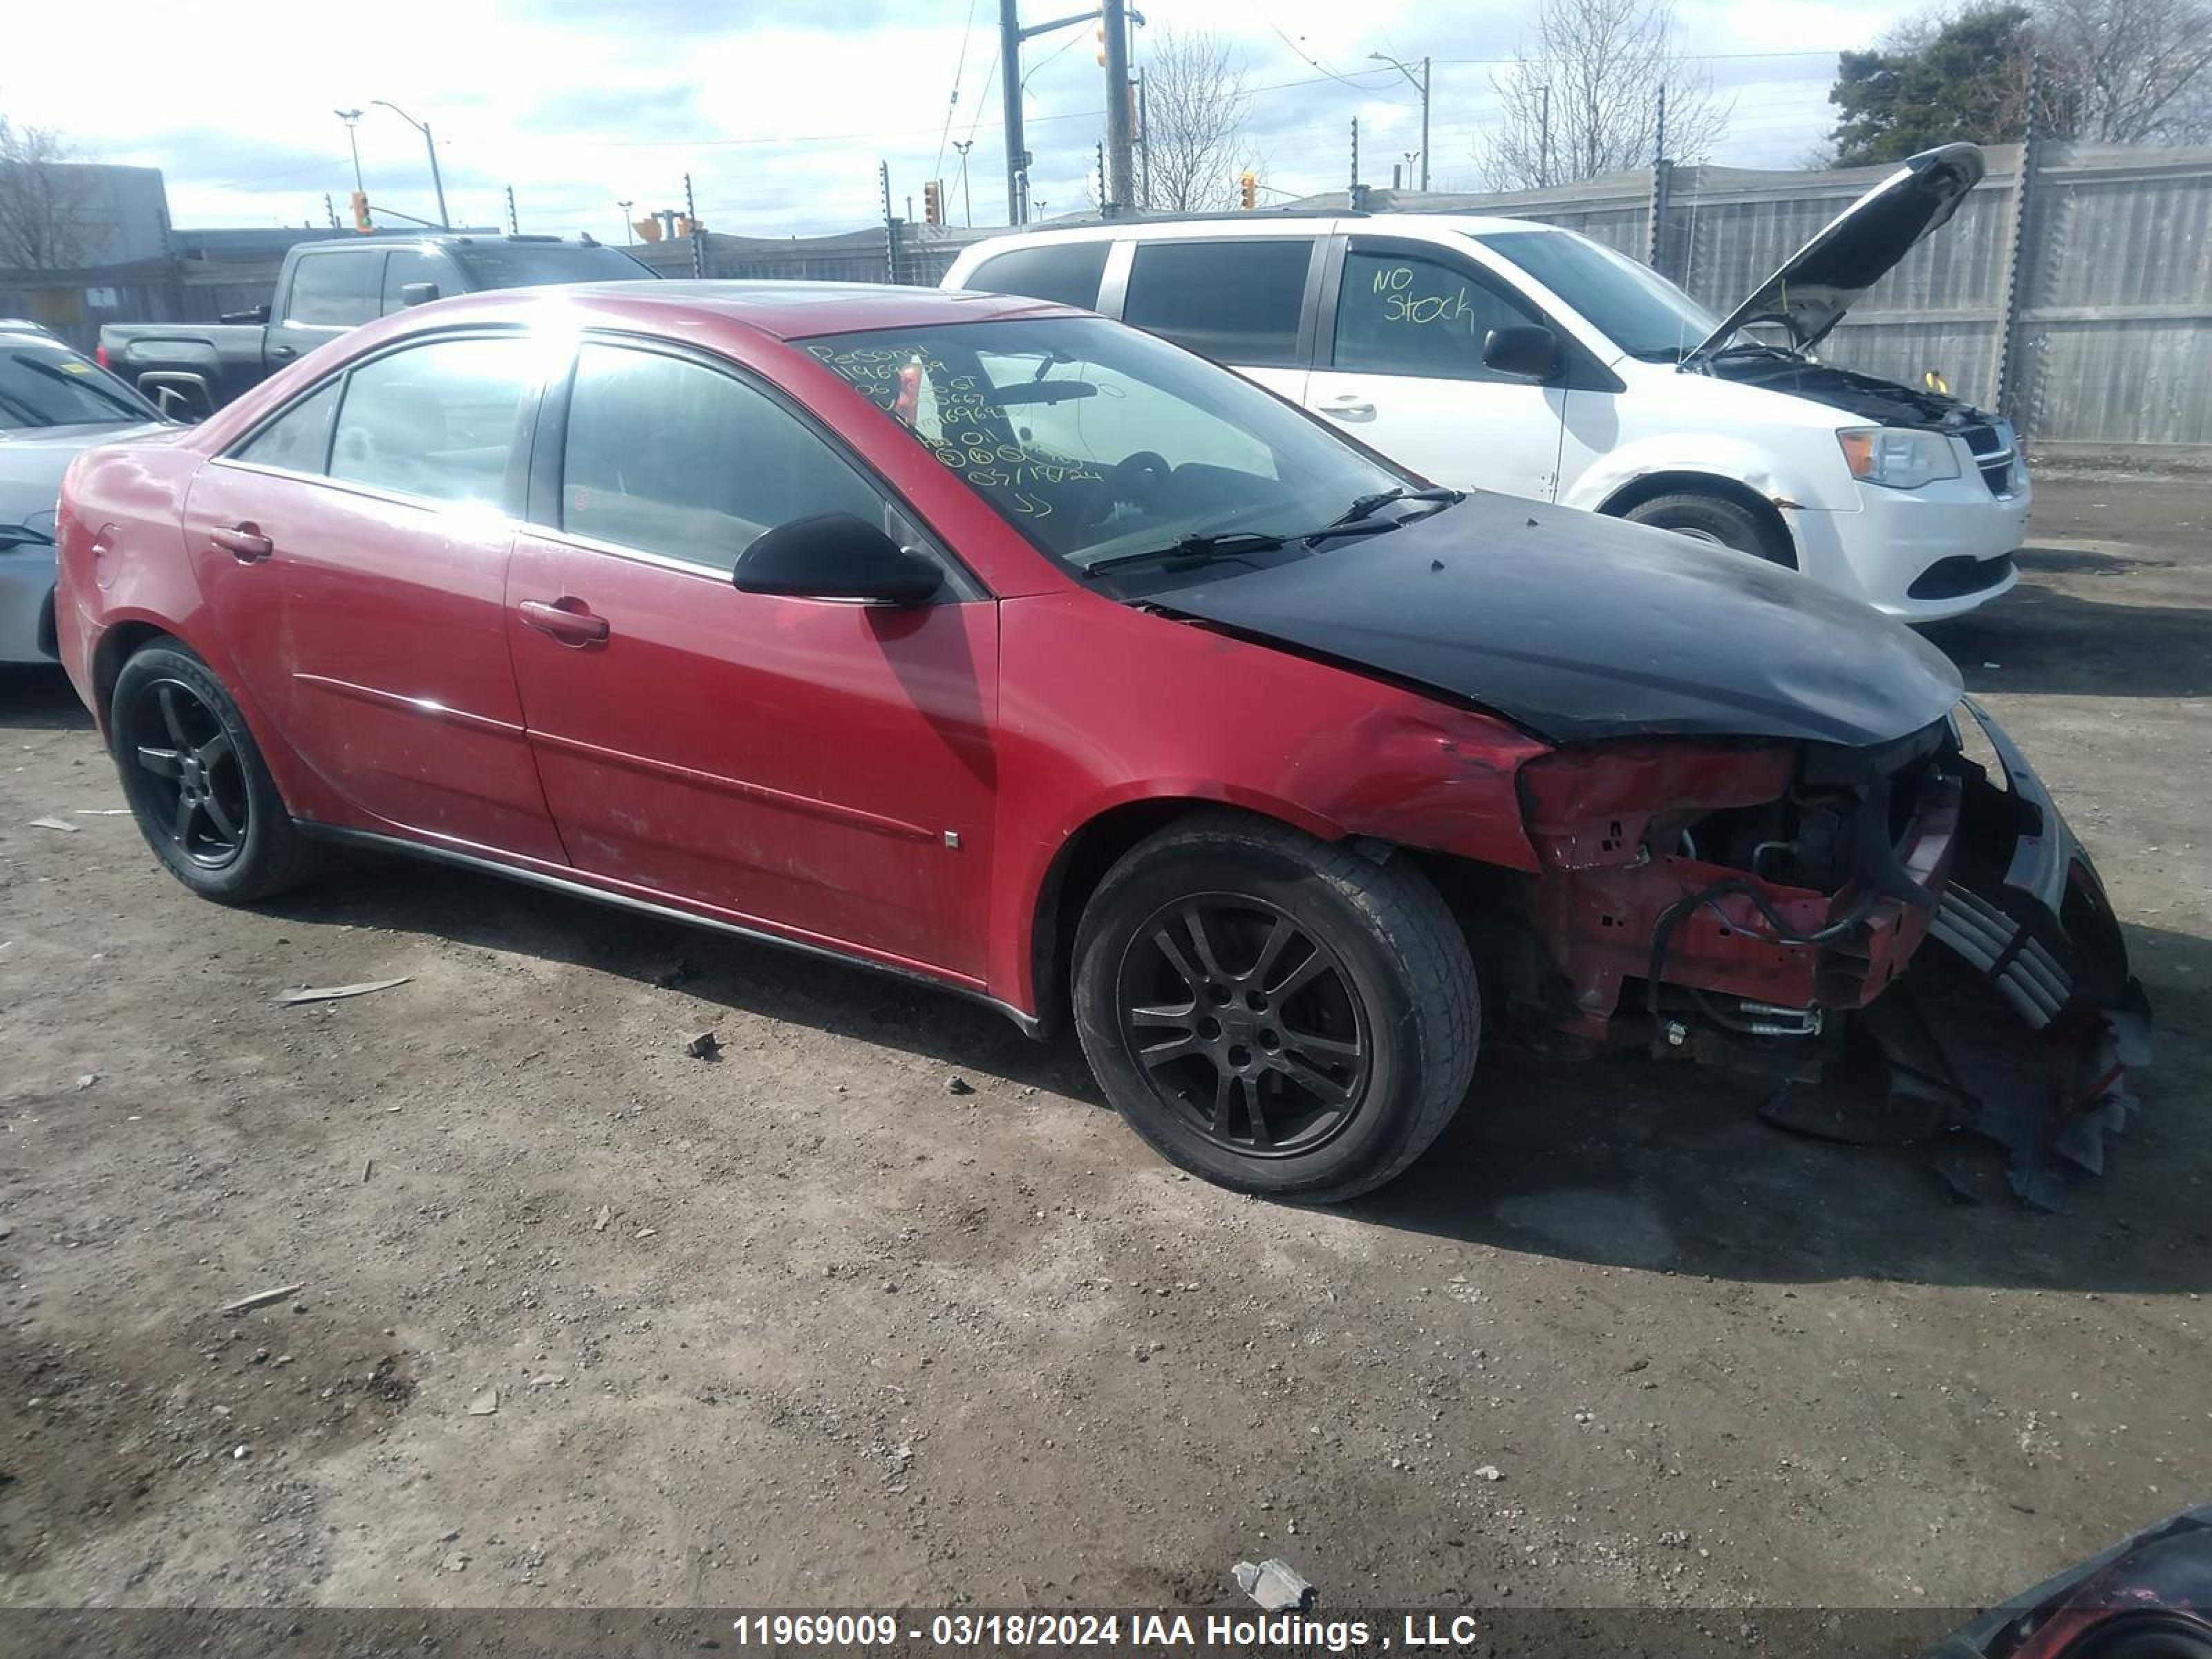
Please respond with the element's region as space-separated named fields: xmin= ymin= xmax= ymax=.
xmin=9 ymin=143 xmax=2206 ymax=447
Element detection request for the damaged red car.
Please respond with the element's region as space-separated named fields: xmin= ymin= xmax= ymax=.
xmin=53 ymin=282 xmax=2144 ymax=1203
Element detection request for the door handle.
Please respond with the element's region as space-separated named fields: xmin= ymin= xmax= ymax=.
xmin=211 ymin=523 xmax=274 ymax=562
xmin=269 ymin=345 xmax=297 ymax=360
xmin=1318 ymin=397 xmax=1376 ymax=421
xmin=517 ymin=597 xmax=610 ymax=646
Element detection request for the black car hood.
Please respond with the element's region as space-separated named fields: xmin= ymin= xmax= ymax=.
xmin=1147 ymin=498 xmax=1963 ymax=747
xmin=1684 ymin=142 xmax=1985 ymax=364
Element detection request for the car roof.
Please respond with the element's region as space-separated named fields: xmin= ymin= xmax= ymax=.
xmin=417 ymin=279 xmax=1079 ymax=341
xmin=953 ymin=212 xmax=1554 ymax=254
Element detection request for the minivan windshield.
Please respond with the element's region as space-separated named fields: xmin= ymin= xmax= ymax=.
xmin=800 ymin=315 xmax=1416 ymax=574
xmin=1468 ymin=227 xmax=1728 ymax=362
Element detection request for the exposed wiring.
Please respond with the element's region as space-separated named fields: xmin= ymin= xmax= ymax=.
xmin=1642 ymin=876 xmax=1884 ymax=1029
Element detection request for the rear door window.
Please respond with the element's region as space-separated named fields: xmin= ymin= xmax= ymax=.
xmin=285 ymin=253 xmax=383 ymax=328
xmin=962 ymin=242 xmax=1110 ymax=310
xmin=1120 ymin=239 xmax=1315 ymax=368
xmin=233 ymin=380 xmax=342 ymax=473
xmin=328 ymin=336 xmax=538 ymax=505
xmin=1333 ymin=247 xmax=1546 ymax=381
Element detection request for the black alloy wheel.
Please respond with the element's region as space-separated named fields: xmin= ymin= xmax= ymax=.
xmin=124 ymin=676 xmax=252 ymax=869
xmin=1116 ymin=894 xmax=1371 ymax=1157
xmin=110 ymin=641 xmax=318 ymax=903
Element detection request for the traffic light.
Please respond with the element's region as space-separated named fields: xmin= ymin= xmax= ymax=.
xmin=673 ymin=216 xmax=695 ymax=239
xmin=633 ymin=217 xmax=662 ymax=243
xmin=1239 ymin=171 xmax=1257 ymax=210
xmin=350 ymin=189 xmax=372 ymax=233
xmin=923 ymin=179 xmax=944 ymax=227
xmin=1095 ymin=21 xmax=1107 ymax=64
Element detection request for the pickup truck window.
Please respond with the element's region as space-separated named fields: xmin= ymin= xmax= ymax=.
xmin=381 ymin=248 xmax=449 ymax=312
xmin=233 ymin=380 xmax=342 ymax=473
xmin=446 ymin=243 xmax=653 ymax=287
xmin=0 ymin=339 xmax=153 ymax=428
xmin=287 ymin=253 xmax=382 ymax=328
xmin=1121 ymin=240 xmax=1313 ymax=368
xmin=1333 ymin=248 xmax=1544 ymax=382
xmin=328 ymin=337 xmax=537 ymax=507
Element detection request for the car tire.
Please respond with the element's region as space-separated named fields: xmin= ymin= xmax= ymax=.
xmin=1622 ymin=491 xmax=1793 ymax=565
xmin=1071 ymin=811 xmax=1477 ymax=1203
xmin=110 ymin=641 xmax=319 ymax=904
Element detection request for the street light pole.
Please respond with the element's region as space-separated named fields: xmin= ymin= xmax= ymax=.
xmin=952 ymin=139 xmax=975 ymax=227
xmin=334 ymin=109 xmax=365 ymax=193
xmin=1367 ymin=53 xmax=1431 ymax=191
xmin=370 ymin=100 xmax=450 ymax=229
xmin=617 ymin=199 xmax=635 ymax=244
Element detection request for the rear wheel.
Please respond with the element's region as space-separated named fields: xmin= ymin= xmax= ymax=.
xmin=1622 ymin=490 xmax=1792 ymax=565
xmin=111 ymin=642 xmax=318 ymax=903
xmin=1071 ymin=812 xmax=1477 ymax=1203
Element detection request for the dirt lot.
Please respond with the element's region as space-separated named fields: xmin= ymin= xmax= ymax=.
xmin=1 ymin=474 xmax=2207 ymax=1622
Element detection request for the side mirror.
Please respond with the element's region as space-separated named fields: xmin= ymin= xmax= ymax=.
xmin=1482 ymin=324 xmax=1560 ymax=380
xmin=399 ymin=281 xmax=441 ymax=308
xmin=733 ymin=514 xmax=942 ymax=606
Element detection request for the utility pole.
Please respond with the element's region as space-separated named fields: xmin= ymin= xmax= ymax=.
xmin=505 ymin=186 xmax=518 ymax=234
xmin=952 ymin=138 xmax=975 ymax=227
xmin=684 ymin=173 xmax=703 ymax=276
xmin=1102 ymin=0 xmax=1134 ymax=214
xmin=1136 ymin=71 xmax=1151 ymax=209
xmin=617 ymin=199 xmax=634 ymax=244
xmin=1000 ymin=0 xmax=1027 ymax=224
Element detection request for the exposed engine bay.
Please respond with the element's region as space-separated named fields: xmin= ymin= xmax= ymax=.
xmin=1696 ymin=347 xmax=1998 ymax=433
xmin=1486 ymin=699 xmax=2148 ymax=1208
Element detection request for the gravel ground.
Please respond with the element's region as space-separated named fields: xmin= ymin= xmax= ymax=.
xmin=1 ymin=475 xmax=2206 ymax=1619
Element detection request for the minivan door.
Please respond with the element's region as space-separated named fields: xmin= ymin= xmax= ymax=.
xmin=1305 ymin=238 xmax=1567 ymax=500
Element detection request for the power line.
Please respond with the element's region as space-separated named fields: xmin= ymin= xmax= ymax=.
xmin=932 ymin=0 xmax=980 ymax=186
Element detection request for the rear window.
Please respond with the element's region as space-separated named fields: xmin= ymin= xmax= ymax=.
xmin=0 ymin=339 xmax=156 ymax=429
xmin=962 ymin=242 xmax=1110 ymax=310
xmin=444 ymin=243 xmax=655 ymax=288
xmin=1121 ymin=240 xmax=1313 ymax=368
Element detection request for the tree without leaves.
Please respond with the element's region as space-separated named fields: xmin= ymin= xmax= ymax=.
xmin=0 ymin=111 xmax=98 ymax=273
xmin=1480 ymin=0 xmax=1732 ymax=189
xmin=2035 ymin=0 xmax=2212 ymax=141
xmin=1139 ymin=26 xmax=1254 ymax=213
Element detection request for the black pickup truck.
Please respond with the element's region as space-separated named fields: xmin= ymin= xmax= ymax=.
xmin=98 ymin=234 xmax=656 ymax=418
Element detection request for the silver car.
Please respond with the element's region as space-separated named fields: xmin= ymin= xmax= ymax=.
xmin=1 ymin=323 xmax=168 ymax=664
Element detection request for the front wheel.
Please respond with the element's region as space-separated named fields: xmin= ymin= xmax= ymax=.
xmin=1621 ymin=491 xmax=1793 ymax=565
xmin=1071 ymin=812 xmax=1478 ymax=1203
xmin=111 ymin=641 xmax=319 ymax=904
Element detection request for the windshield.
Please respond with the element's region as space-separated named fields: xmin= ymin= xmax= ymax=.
xmin=444 ymin=242 xmax=656 ymax=288
xmin=798 ymin=315 xmax=1408 ymax=574
xmin=0 ymin=337 xmax=159 ymax=429
xmin=1468 ymin=227 xmax=1727 ymax=362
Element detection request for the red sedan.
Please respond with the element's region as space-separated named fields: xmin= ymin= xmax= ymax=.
xmin=54 ymin=282 xmax=2140 ymax=1202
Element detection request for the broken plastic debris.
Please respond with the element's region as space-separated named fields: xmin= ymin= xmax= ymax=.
xmin=684 ymin=1030 xmax=722 ymax=1060
xmin=467 ymin=1387 xmax=499 ymax=1416
xmin=28 ymin=816 xmax=79 ymax=833
xmin=279 ymin=977 xmax=410 ymax=1006
xmin=1232 ymin=1557 xmax=1315 ymax=1613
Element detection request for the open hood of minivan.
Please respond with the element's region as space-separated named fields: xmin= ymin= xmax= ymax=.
xmin=1682 ymin=143 xmax=1985 ymax=366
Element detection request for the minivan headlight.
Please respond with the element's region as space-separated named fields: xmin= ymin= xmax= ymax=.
xmin=1837 ymin=427 xmax=1960 ymax=490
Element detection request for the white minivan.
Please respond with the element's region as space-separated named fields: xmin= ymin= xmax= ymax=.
xmin=944 ymin=144 xmax=2026 ymax=621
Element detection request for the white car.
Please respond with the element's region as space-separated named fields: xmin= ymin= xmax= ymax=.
xmin=944 ymin=144 xmax=2025 ymax=622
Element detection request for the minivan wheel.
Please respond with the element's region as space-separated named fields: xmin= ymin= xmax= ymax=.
xmin=1071 ymin=812 xmax=1477 ymax=1203
xmin=1622 ymin=491 xmax=1793 ymax=565
xmin=111 ymin=643 xmax=318 ymax=904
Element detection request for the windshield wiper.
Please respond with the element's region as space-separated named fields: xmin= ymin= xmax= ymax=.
xmin=1333 ymin=485 xmax=1461 ymax=525
xmin=1083 ymin=516 xmax=1403 ymax=577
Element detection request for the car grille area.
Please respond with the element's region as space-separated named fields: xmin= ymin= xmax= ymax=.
xmin=1961 ymin=423 xmax=2021 ymax=497
xmin=1909 ymin=552 xmax=2017 ymax=601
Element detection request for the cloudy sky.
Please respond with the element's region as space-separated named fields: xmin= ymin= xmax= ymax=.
xmin=8 ymin=0 xmax=1923 ymax=239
